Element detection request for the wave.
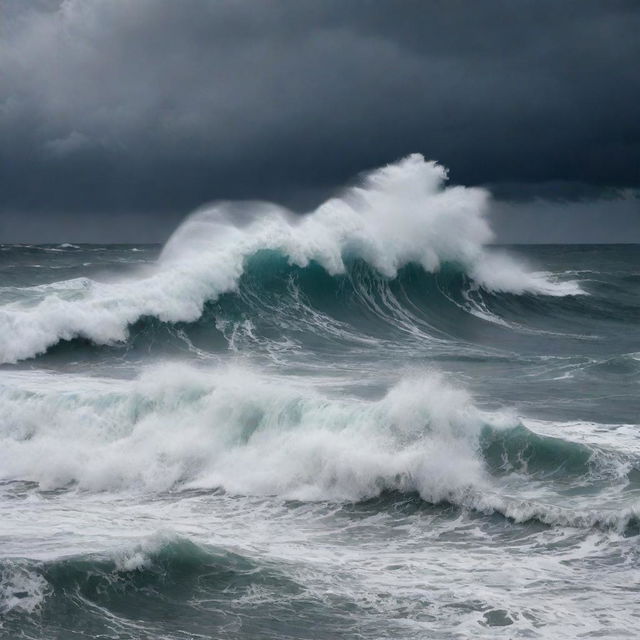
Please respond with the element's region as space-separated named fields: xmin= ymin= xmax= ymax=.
xmin=0 ymin=154 xmax=582 ymax=364
xmin=0 ymin=534 xmax=285 ymax=614
xmin=1 ymin=364 xmax=635 ymax=534
xmin=7 ymin=258 xmax=579 ymax=366
xmin=0 ymin=533 xmax=322 ymax=639
xmin=0 ymin=366 xmax=500 ymax=497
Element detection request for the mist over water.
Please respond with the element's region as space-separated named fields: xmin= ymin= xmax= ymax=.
xmin=1 ymin=156 xmax=639 ymax=639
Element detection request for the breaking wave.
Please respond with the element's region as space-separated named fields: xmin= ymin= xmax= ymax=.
xmin=0 ymin=154 xmax=581 ymax=364
xmin=1 ymin=364 xmax=636 ymax=533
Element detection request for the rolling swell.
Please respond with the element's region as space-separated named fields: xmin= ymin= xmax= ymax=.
xmin=0 ymin=535 xmax=353 ymax=640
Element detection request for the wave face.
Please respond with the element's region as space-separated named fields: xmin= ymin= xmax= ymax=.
xmin=1 ymin=156 xmax=639 ymax=639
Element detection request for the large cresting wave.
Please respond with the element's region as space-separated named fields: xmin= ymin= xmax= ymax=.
xmin=0 ymin=154 xmax=581 ymax=364
xmin=1 ymin=364 xmax=637 ymax=533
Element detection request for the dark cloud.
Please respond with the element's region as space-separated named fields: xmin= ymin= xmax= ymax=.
xmin=490 ymin=197 xmax=640 ymax=244
xmin=1 ymin=0 xmax=639 ymax=241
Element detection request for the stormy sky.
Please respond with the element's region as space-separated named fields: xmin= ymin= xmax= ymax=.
xmin=1 ymin=0 xmax=639 ymax=243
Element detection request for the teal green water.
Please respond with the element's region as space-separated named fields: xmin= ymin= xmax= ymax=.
xmin=0 ymin=242 xmax=639 ymax=639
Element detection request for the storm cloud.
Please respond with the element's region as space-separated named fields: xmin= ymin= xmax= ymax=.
xmin=1 ymin=0 xmax=639 ymax=241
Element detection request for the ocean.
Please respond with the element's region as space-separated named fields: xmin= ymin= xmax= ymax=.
xmin=0 ymin=156 xmax=638 ymax=639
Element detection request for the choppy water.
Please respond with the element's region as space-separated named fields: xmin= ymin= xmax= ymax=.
xmin=1 ymin=156 xmax=639 ymax=639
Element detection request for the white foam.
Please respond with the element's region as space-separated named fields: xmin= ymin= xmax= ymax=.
xmin=0 ymin=365 xmax=501 ymax=501
xmin=0 ymin=154 xmax=582 ymax=363
xmin=0 ymin=562 xmax=49 ymax=614
xmin=0 ymin=365 xmax=636 ymax=534
xmin=522 ymin=418 xmax=640 ymax=455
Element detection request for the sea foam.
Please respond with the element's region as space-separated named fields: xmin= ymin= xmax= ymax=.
xmin=0 ymin=365 xmax=495 ymax=499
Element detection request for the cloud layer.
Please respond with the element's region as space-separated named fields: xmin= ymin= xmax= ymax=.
xmin=1 ymin=0 xmax=639 ymax=240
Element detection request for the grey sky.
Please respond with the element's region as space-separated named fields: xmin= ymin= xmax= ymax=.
xmin=1 ymin=0 xmax=639 ymax=242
